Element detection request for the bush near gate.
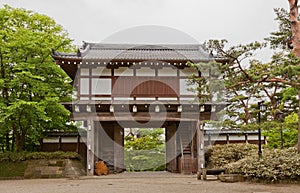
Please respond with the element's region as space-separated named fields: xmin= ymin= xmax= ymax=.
xmin=0 ymin=151 xmax=80 ymax=162
xmin=206 ymin=144 xmax=257 ymax=168
xmin=225 ymin=147 xmax=300 ymax=183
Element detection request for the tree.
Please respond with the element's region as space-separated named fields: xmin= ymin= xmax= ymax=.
xmin=265 ymin=8 xmax=293 ymax=50
xmin=188 ymin=8 xmax=300 ymax=139
xmin=200 ymin=40 xmax=267 ymax=127
xmin=0 ymin=5 xmax=74 ymax=151
xmin=263 ymin=112 xmax=298 ymax=148
xmin=288 ymin=0 xmax=300 ymax=153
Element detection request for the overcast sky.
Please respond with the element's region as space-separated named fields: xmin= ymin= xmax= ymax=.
xmin=0 ymin=0 xmax=289 ymax=57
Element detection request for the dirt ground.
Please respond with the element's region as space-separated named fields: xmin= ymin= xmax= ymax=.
xmin=0 ymin=172 xmax=299 ymax=193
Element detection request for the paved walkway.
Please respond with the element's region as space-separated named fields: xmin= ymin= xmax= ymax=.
xmin=0 ymin=172 xmax=299 ymax=193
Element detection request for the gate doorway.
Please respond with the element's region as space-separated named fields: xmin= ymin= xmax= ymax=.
xmin=91 ymin=120 xmax=203 ymax=175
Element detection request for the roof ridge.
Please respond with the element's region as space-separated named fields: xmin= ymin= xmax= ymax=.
xmin=52 ymin=41 xmax=228 ymax=63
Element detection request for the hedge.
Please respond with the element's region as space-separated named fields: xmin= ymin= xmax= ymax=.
xmin=0 ymin=151 xmax=81 ymax=162
xmin=225 ymin=147 xmax=300 ymax=182
xmin=206 ymin=144 xmax=257 ymax=168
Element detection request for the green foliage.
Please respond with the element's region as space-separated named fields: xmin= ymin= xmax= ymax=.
xmin=187 ymin=61 xmax=225 ymax=104
xmin=263 ymin=112 xmax=298 ymax=148
xmin=206 ymin=144 xmax=257 ymax=168
xmin=198 ymin=39 xmax=270 ymax=127
xmin=125 ymin=148 xmax=166 ymax=171
xmin=0 ymin=151 xmax=80 ymax=162
xmin=207 ymin=144 xmax=300 ymax=182
xmin=226 ymin=147 xmax=300 ymax=183
xmin=265 ymin=8 xmax=293 ymax=50
xmin=0 ymin=5 xmax=74 ymax=151
xmin=124 ymin=128 xmax=165 ymax=171
xmin=125 ymin=128 xmax=164 ymax=150
xmin=282 ymin=87 xmax=298 ymax=101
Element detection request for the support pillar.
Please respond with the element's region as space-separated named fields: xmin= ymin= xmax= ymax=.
xmin=58 ymin=136 xmax=62 ymax=151
xmin=94 ymin=123 xmax=99 ymax=162
xmin=87 ymin=119 xmax=95 ymax=176
xmin=76 ymin=135 xmax=80 ymax=154
xmin=166 ymin=123 xmax=177 ymax=172
xmin=114 ymin=125 xmax=124 ymax=173
xmin=208 ymin=134 xmax=212 ymax=146
xmin=226 ymin=134 xmax=230 ymax=144
xmin=197 ymin=121 xmax=205 ymax=180
xmin=245 ymin=134 xmax=248 ymax=144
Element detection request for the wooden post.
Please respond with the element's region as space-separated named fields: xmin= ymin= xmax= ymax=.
xmin=166 ymin=123 xmax=177 ymax=172
xmin=87 ymin=119 xmax=95 ymax=176
xmin=202 ymin=168 xmax=207 ymax=180
xmin=94 ymin=123 xmax=99 ymax=163
xmin=114 ymin=125 xmax=124 ymax=173
xmin=226 ymin=134 xmax=230 ymax=144
xmin=58 ymin=136 xmax=62 ymax=151
xmin=196 ymin=120 xmax=205 ymax=180
xmin=76 ymin=135 xmax=80 ymax=154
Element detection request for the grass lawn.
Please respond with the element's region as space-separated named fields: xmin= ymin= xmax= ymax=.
xmin=0 ymin=161 xmax=26 ymax=178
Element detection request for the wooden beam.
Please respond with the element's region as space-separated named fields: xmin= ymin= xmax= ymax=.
xmin=71 ymin=112 xmax=210 ymax=122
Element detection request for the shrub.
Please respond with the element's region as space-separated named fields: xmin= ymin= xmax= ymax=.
xmin=0 ymin=152 xmax=27 ymax=162
xmin=225 ymin=147 xmax=300 ymax=182
xmin=0 ymin=151 xmax=80 ymax=162
xmin=25 ymin=151 xmax=80 ymax=160
xmin=206 ymin=144 xmax=257 ymax=168
xmin=125 ymin=150 xmax=166 ymax=171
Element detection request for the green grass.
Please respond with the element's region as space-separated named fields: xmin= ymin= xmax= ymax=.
xmin=0 ymin=161 xmax=26 ymax=178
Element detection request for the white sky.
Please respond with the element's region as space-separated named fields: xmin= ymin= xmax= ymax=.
xmin=0 ymin=0 xmax=289 ymax=60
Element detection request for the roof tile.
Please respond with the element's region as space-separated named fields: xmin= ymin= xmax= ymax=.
xmin=53 ymin=43 xmax=216 ymax=62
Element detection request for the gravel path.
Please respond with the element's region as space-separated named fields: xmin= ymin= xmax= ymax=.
xmin=0 ymin=172 xmax=299 ymax=193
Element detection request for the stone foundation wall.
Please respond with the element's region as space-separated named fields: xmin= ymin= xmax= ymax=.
xmin=24 ymin=159 xmax=85 ymax=179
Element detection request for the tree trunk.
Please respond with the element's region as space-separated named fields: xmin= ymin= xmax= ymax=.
xmin=288 ymin=0 xmax=300 ymax=153
xmin=5 ymin=133 xmax=10 ymax=151
xmin=298 ymin=90 xmax=300 ymax=152
xmin=13 ymin=125 xmax=25 ymax=152
xmin=0 ymin=51 xmax=10 ymax=151
xmin=15 ymin=133 xmax=25 ymax=152
xmin=15 ymin=135 xmax=23 ymax=152
xmin=11 ymin=132 xmax=15 ymax=151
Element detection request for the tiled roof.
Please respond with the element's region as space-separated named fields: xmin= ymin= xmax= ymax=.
xmin=53 ymin=42 xmax=221 ymax=62
xmin=204 ymin=129 xmax=259 ymax=135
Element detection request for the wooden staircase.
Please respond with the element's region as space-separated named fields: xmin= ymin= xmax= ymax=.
xmin=178 ymin=127 xmax=197 ymax=174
